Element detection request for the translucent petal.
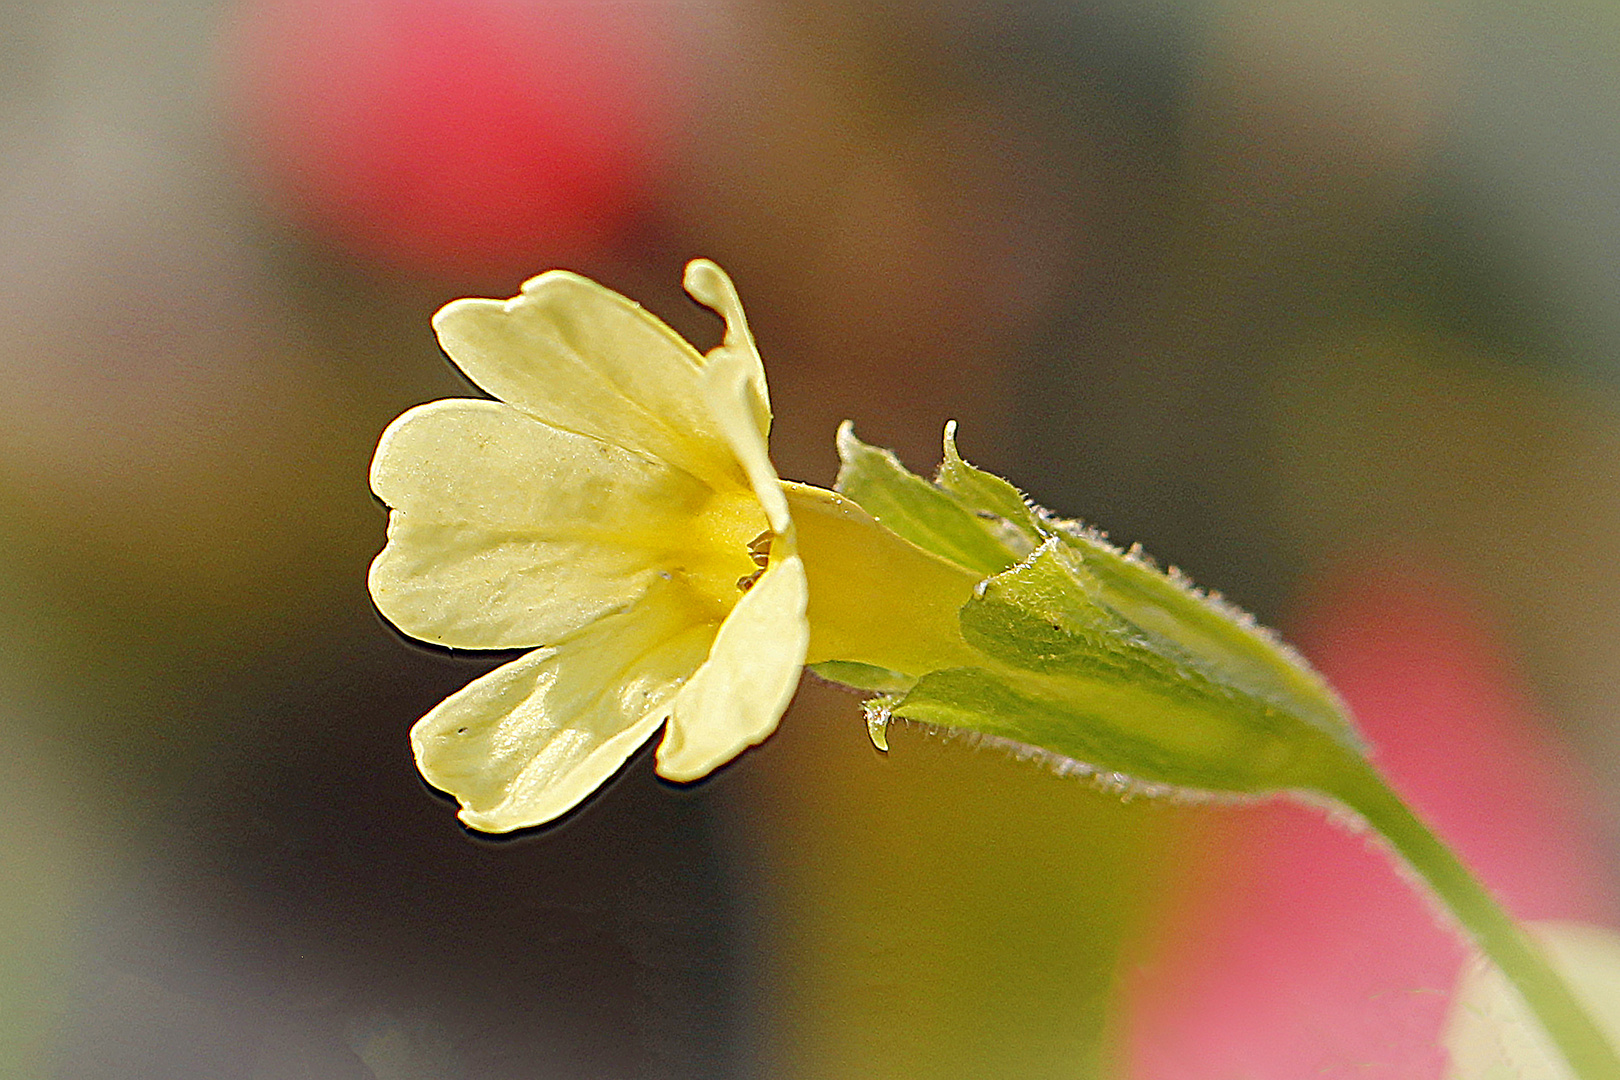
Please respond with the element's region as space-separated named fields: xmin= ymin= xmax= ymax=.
xmin=1444 ymin=922 xmax=1620 ymax=1080
xmin=432 ymin=271 xmax=746 ymax=489
xmin=704 ymin=346 xmax=790 ymax=535
xmin=412 ymin=588 xmax=717 ymax=832
xmin=656 ymin=554 xmax=810 ymax=781
xmin=369 ymin=398 xmax=710 ymax=649
xmin=683 ymin=258 xmax=771 ymax=442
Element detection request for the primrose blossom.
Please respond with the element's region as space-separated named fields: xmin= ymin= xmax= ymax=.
xmin=369 ymin=260 xmax=809 ymax=832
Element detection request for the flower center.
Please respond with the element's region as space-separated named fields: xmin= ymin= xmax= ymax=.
xmin=737 ymin=531 xmax=772 ymax=592
xmin=676 ymin=489 xmax=773 ymax=622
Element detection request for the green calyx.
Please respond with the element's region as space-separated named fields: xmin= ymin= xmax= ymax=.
xmin=825 ymin=422 xmax=1365 ymax=799
xmin=833 ymin=420 xmax=1035 ymax=578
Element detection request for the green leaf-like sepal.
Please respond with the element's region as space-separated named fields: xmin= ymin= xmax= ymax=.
xmin=889 ymin=540 xmax=1353 ymax=795
xmin=1048 ymin=529 xmax=1357 ymax=752
xmin=835 ymin=422 xmax=1032 ymax=577
xmin=935 ymin=421 xmax=1047 ymax=541
xmin=808 ymin=660 xmax=915 ymax=695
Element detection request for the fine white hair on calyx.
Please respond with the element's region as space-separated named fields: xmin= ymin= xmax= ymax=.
xmin=877 ymin=717 xmax=1263 ymax=807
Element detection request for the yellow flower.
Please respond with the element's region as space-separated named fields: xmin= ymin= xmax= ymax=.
xmin=368 ymin=260 xmax=809 ymax=832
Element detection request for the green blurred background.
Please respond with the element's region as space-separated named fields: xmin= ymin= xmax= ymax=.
xmin=4 ymin=0 xmax=1620 ymax=1076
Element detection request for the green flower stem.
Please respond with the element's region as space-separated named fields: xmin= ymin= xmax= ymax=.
xmin=1324 ymin=756 xmax=1620 ymax=1079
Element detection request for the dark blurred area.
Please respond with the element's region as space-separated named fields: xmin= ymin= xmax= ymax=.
xmin=5 ymin=1 xmax=1620 ymax=1077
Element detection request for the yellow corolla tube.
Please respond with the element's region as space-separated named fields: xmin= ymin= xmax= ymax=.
xmin=368 ymin=260 xmax=813 ymax=832
xmin=784 ymin=481 xmax=983 ymax=675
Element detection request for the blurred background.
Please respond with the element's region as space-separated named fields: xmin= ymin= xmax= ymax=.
xmin=5 ymin=0 xmax=1620 ymax=1076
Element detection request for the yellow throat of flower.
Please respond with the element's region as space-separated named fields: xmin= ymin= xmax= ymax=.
xmin=674 ymin=488 xmax=775 ymax=623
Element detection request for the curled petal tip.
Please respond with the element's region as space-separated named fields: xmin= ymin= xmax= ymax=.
xmin=682 ymin=258 xmax=732 ymax=309
xmin=682 ymin=258 xmax=754 ymax=356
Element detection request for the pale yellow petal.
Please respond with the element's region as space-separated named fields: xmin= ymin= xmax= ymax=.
xmin=369 ymin=398 xmax=710 ymax=649
xmin=432 ymin=271 xmax=745 ymax=488
xmin=683 ymin=258 xmax=771 ymax=441
xmin=655 ymin=554 xmax=810 ymax=782
xmin=703 ymin=346 xmax=791 ymax=536
xmin=412 ymin=589 xmax=717 ymax=832
xmin=1444 ymin=922 xmax=1620 ymax=1080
